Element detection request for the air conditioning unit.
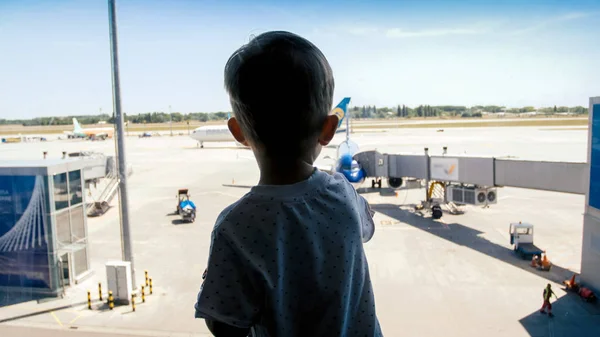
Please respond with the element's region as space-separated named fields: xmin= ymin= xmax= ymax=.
xmin=485 ymin=188 xmax=498 ymax=205
xmin=446 ymin=186 xmax=498 ymax=206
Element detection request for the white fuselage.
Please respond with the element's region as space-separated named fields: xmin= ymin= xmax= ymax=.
xmin=190 ymin=125 xmax=235 ymax=144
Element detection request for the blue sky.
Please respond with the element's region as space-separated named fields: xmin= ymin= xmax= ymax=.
xmin=1 ymin=0 xmax=599 ymax=118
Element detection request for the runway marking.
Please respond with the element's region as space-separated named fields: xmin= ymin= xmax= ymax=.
xmin=49 ymin=311 xmax=63 ymax=327
xmin=69 ymin=313 xmax=83 ymax=325
xmin=215 ymin=191 xmax=243 ymax=199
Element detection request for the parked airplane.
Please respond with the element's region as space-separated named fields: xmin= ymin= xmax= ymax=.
xmin=315 ymin=98 xmax=367 ymax=187
xmin=64 ymin=118 xmax=114 ymax=140
xmin=316 ymin=98 xmax=403 ymax=189
xmin=189 ymin=97 xmax=352 ymax=148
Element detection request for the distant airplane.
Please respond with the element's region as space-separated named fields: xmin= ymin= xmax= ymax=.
xmin=64 ymin=118 xmax=114 ymax=140
xmin=189 ymin=97 xmax=352 ymax=148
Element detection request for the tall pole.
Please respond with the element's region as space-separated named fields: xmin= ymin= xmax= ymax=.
xmin=169 ymin=105 xmax=173 ymax=136
xmin=108 ymin=0 xmax=136 ymax=286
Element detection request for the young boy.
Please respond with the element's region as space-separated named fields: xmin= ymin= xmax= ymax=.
xmin=194 ymin=31 xmax=382 ymax=337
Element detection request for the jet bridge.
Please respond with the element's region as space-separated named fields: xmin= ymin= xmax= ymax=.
xmin=353 ymin=150 xmax=588 ymax=195
xmin=354 ymin=96 xmax=600 ymax=293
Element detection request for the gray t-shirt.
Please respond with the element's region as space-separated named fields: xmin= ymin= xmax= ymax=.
xmin=195 ymin=169 xmax=382 ymax=336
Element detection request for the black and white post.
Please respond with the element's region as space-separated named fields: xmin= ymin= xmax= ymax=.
xmin=108 ymin=0 xmax=136 ymax=285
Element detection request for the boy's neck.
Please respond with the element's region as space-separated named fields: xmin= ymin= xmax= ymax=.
xmin=256 ymin=156 xmax=315 ymax=186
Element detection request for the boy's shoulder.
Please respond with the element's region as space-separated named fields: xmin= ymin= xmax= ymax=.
xmin=213 ymin=170 xmax=360 ymax=230
xmin=213 ymin=193 xmax=253 ymax=231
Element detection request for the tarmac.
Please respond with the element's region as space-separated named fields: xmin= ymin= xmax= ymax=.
xmin=1 ymin=126 xmax=599 ymax=337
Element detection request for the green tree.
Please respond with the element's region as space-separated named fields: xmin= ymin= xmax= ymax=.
xmin=171 ymin=112 xmax=183 ymax=122
xmin=571 ymin=106 xmax=588 ymax=114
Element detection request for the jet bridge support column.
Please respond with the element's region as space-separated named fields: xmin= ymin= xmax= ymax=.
xmin=424 ymin=148 xmax=430 ymax=201
xmin=581 ymin=97 xmax=600 ymax=292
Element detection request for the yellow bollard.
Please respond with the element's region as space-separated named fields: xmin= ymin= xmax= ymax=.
xmin=141 ymin=285 xmax=146 ymax=303
xmin=149 ymin=278 xmax=153 ymax=295
xmin=145 ymin=270 xmax=149 ymax=287
xmin=131 ymin=294 xmax=136 ymax=312
xmin=87 ymin=290 xmax=91 ymax=310
xmin=108 ymin=291 xmax=114 ymax=310
xmin=98 ymin=282 xmax=103 ymax=301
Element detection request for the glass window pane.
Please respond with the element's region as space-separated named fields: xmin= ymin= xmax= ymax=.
xmin=70 ymin=205 xmax=85 ymax=242
xmin=56 ymin=210 xmax=71 ymax=244
xmin=68 ymin=170 xmax=82 ymax=206
xmin=53 ymin=173 xmax=69 ymax=211
xmin=73 ymin=248 xmax=88 ymax=277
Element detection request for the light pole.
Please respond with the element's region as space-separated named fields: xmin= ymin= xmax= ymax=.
xmin=108 ymin=0 xmax=136 ymax=286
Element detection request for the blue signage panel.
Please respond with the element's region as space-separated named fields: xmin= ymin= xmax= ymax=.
xmin=0 ymin=175 xmax=51 ymax=289
xmin=590 ymin=104 xmax=600 ymax=210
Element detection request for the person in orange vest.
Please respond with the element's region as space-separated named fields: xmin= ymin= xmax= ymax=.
xmin=540 ymin=284 xmax=557 ymax=317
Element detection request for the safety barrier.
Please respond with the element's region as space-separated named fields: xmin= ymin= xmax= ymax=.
xmin=89 ymin=272 xmax=154 ymax=313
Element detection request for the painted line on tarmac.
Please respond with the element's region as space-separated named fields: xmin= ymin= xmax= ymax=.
xmin=68 ymin=313 xmax=83 ymax=325
xmin=49 ymin=311 xmax=63 ymax=327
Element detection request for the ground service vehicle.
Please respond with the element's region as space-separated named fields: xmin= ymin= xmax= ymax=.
xmin=509 ymin=222 xmax=544 ymax=260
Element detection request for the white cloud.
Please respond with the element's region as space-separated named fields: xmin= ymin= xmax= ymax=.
xmin=511 ymin=11 xmax=597 ymax=35
xmin=385 ymin=27 xmax=483 ymax=38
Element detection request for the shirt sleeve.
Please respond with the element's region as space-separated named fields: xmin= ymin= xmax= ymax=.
xmin=194 ymin=226 xmax=261 ymax=328
xmin=357 ymin=194 xmax=376 ymax=243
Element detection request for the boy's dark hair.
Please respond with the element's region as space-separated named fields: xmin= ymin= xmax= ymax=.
xmin=224 ymin=31 xmax=334 ymax=158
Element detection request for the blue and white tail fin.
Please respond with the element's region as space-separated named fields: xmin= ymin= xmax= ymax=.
xmin=332 ymin=97 xmax=351 ymax=133
xmin=72 ymin=118 xmax=83 ymax=133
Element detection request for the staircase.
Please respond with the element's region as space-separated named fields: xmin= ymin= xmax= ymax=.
xmin=86 ymin=165 xmax=133 ymax=217
xmin=429 ymin=181 xmax=465 ymax=215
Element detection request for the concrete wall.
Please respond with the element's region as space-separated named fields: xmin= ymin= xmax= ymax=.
xmin=581 ymin=214 xmax=600 ymax=291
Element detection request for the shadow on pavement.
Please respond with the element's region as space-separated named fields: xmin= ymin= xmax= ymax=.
xmin=519 ymin=290 xmax=600 ymax=337
xmin=372 ymin=203 xmax=576 ymax=285
xmin=372 ymin=203 xmax=600 ymax=336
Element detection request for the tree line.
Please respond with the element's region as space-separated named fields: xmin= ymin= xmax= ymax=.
xmin=351 ymin=105 xmax=588 ymax=119
xmin=0 ymin=105 xmax=589 ymax=126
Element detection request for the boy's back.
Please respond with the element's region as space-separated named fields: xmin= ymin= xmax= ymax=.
xmin=195 ymin=169 xmax=381 ymax=336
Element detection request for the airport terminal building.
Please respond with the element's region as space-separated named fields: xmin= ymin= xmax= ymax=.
xmin=0 ymin=160 xmax=93 ymax=296
xmin=583 ymin=98 xmax=600 ymax=291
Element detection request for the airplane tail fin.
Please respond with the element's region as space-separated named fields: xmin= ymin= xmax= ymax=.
xmin=331 ymin=97 xmax=351 ymax=129
xmin=72 ymin=118 xmax=83 ymax=132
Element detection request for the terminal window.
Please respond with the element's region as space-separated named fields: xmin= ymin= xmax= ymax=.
xmin=68 ymin=170 xmax=82 ymax=206
xmin=53 ymin=173 xmax=69 ymax=210
xmin=55 ymin=209 xmax=72 ymax=244
xmin=70 ymin=205 xmax=85 ymax=242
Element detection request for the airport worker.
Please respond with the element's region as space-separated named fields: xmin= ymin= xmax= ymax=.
xmin=540 ymin=283 xmax=557 ymax=317
xmin=194 ymin=31 xmax=382 ymax=337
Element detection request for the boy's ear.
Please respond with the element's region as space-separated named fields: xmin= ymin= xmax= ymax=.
xmin=318 ymin=115 xmax=339 ymax=146
xmin=227 ymin=117 xmax=250 ymax=146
